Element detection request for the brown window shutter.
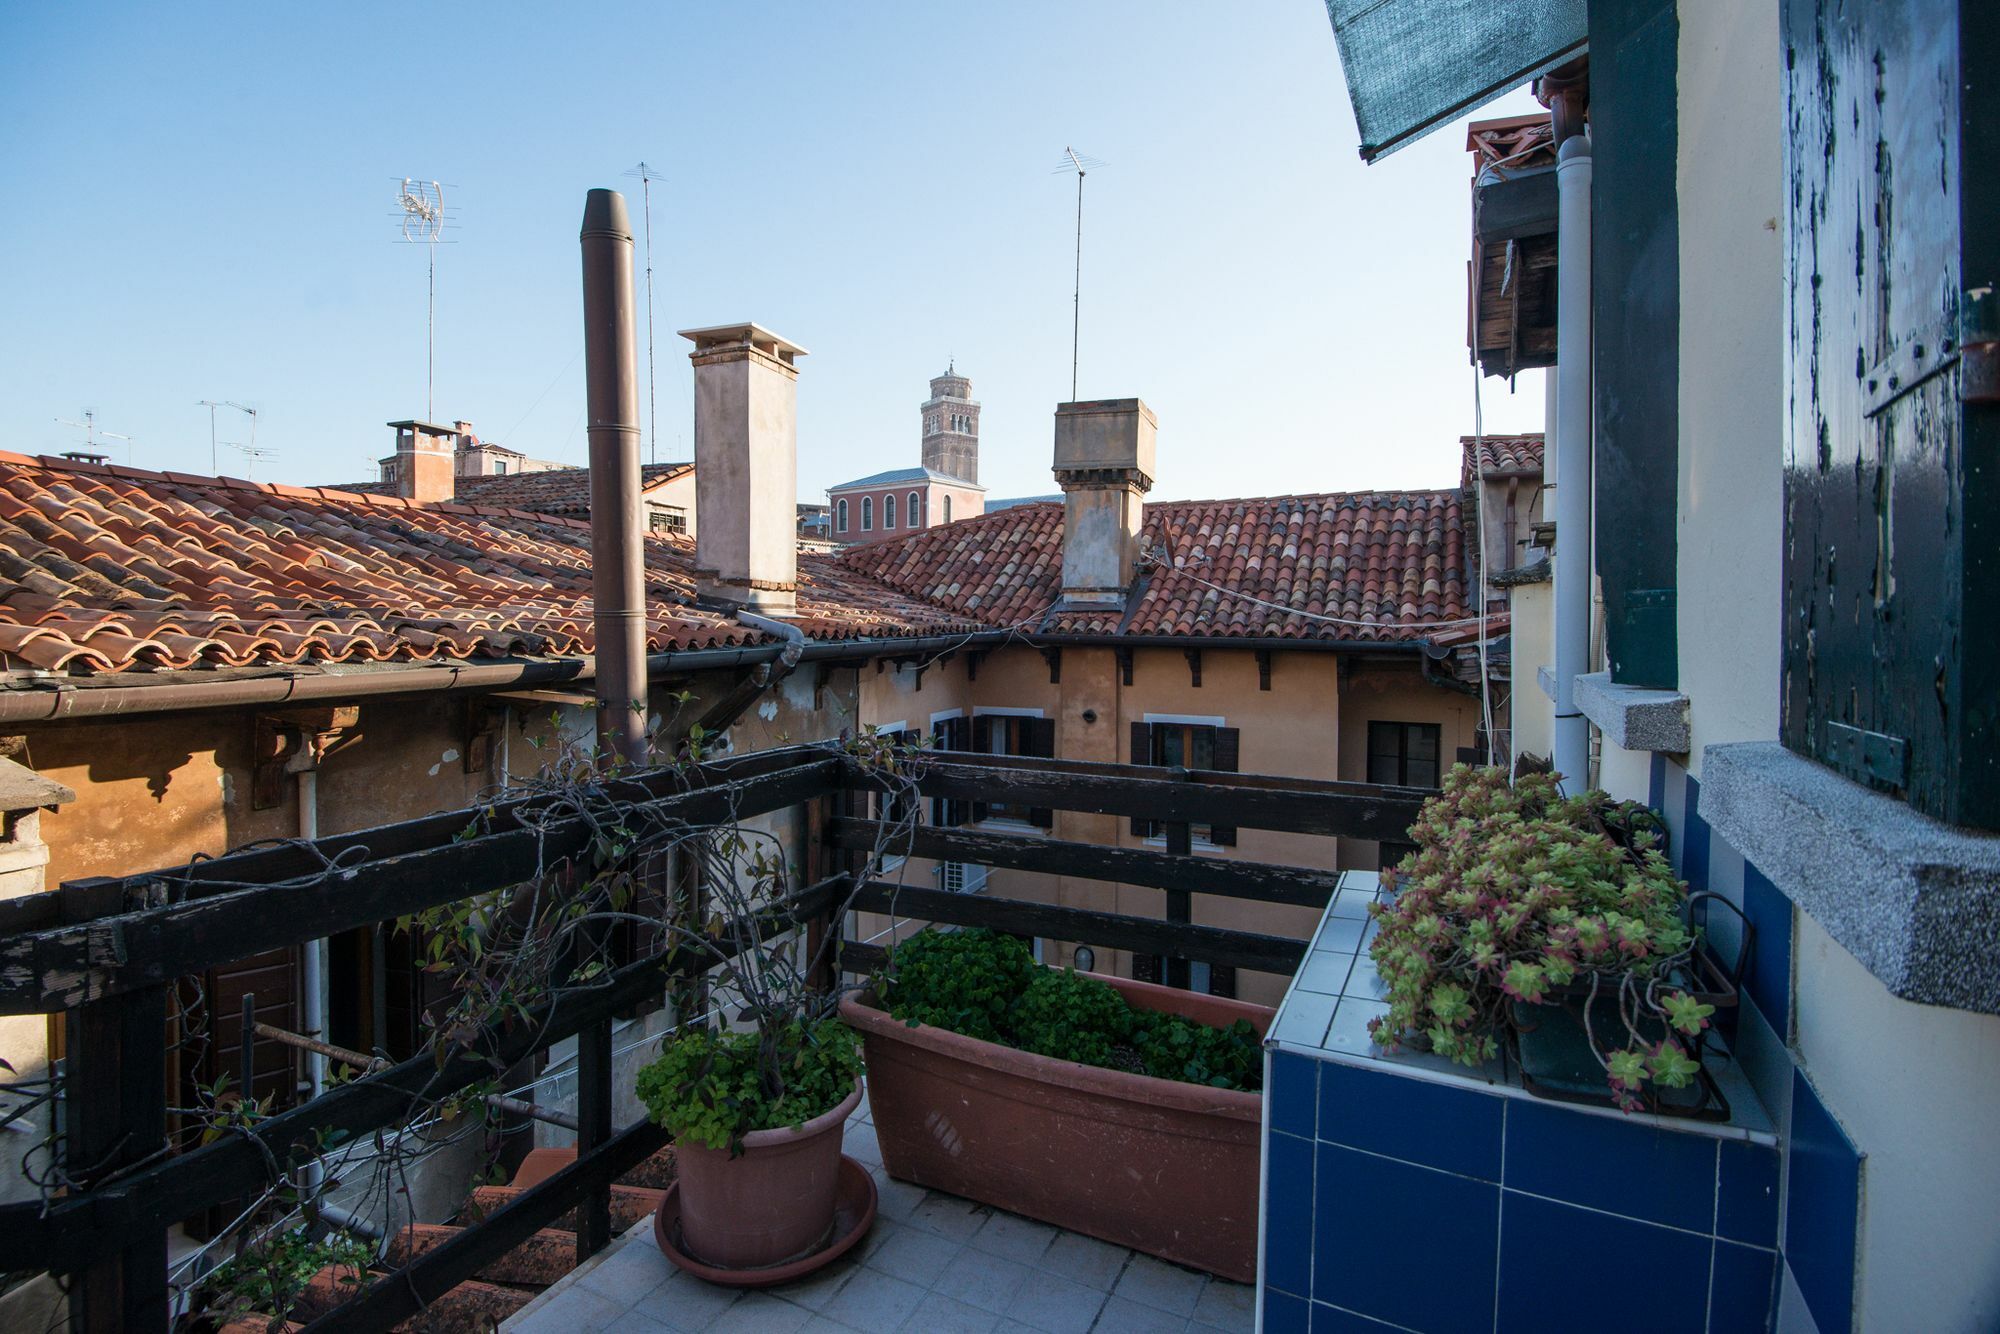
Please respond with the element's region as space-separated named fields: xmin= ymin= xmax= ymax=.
xmin=933 ymin=717 xmax=965 ymax=826
xmin=1023 ymin=716 xmax=1057 ymax=826
xmin=1132 ymin=953 xmax=1160 ymax=984
xmin=1130 ymin=721 xmax=1153 ymax=835
xmin=1207 ymin=964 xmax=1237 ymax=998
xmin=1209 ymin=726 xmax=1241 ymax=846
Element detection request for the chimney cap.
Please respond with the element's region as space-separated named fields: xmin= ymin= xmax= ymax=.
xmin=386 ymin=419 xmax=458 ymax=433
xmin=677 ymin=322 xmax=809 ymax=360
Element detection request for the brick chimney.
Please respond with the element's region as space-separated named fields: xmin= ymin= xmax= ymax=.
xmin=680 ymin=323 xmax=807 ymax=612
xmin=387 ymin=420 xmax=455 ymax=503
xmin=1053 ymin=398 xmax=1155 ymax=606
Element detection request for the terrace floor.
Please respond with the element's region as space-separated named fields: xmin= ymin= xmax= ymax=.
xmin=502 ymin=1088 xmax=1255 ymax=1334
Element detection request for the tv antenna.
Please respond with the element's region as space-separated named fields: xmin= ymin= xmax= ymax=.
xmin=218 ymin=439 xmax=276 ymax=478
xmin=197 ymin=400 xmax=257 ymax=474
xmin=1052 ymin=148 xmax=1106 ymax=401
xmin=624 ymin=162 xmax=668 ymax=465
xmin=56 ymin=410 xmax=133 ymax=464
xmin=394 ymin=177 xmax=455 ymax=424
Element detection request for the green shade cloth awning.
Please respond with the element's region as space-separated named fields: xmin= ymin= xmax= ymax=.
xmin=1324 ymin=0 xmax=1586 ymax=162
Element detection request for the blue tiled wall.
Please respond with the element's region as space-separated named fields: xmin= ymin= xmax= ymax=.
xmin=1261 ymin=1052 xmax=1780 ymax=1334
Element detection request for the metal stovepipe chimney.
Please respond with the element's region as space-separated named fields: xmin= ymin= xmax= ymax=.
xmin=580 ymin=188 xmax=649 ymax=768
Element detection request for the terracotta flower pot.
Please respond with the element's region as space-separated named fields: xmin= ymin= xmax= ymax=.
xmin=671 ymin=1079 xmax=861 ymax=1270
xmin=840 ymin=974 xmax=1272 ymax=1282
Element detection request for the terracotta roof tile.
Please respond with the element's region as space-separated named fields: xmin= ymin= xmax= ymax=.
xmin=840 ymin=491 xmax=1472 ymax=643
xmin=0 ymin=457 xmax=972 ymax=677
xmin=1461 ymin=433 xmax=1545 ymax=485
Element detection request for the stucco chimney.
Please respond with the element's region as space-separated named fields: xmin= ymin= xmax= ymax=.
xmin=680 ymin=322 xmax=807 ymax=613
xmin=388 ymin=419 xmax=455 ymax=504
xmin=1053 ymin=398 xmax=1156 ymax=606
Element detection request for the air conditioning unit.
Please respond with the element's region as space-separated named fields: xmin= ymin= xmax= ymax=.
xmin=938 ymin=862 xmax=987 ymax=894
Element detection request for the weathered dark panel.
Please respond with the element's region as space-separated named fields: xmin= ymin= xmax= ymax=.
xmin=1782 ymin=0 xmax=1997 ymax=829
xmin=1590 ymin=0 xmax=1681 ymax=689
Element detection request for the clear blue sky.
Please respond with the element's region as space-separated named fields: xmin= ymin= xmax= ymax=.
xmin=0 ymin=2 xmax=1543 ymax=504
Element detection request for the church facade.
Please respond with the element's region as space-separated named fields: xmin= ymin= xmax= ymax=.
xmin=827 ymin=367 xmax=986 ymax=546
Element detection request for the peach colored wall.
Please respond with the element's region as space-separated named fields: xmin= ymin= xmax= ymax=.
xmin=849 ymin=644 xmax=1472 ymax=1008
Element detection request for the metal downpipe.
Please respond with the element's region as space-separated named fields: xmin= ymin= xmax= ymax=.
xmin=580 ymin=188 xmax=649 ymax=769
xmin=1552 ymin=135 xmax=1594 ymax=793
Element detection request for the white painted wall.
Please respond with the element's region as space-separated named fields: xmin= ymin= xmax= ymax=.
xmin=1792 ymin=914 xmax=2000 ymax=1331
xmin=1676 ymin=0 xmax=1784 ymax=778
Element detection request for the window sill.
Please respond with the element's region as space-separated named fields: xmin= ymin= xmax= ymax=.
xmin=1702 ymin=741 xmax=2000 ymax=1014
xmin=1574 ymin=671 xmax=1690 ymax=753
xmin=972 ymin=819 xmax=1046 ymax=837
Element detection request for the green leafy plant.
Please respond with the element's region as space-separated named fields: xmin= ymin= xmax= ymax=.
xmin=197 ymin=1226 xmax=374 ymax=1324
xmin=1368 ymin=765 xmax=1713 ymax=1112
xmin=635 ymin=1017 xmax=863 ymax=1151
xmin=880 ymin=928 xmax=1263 ymax=1092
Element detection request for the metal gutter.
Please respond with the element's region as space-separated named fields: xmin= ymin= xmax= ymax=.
xmin=0 ymin=631 xmax=1439 ymax=725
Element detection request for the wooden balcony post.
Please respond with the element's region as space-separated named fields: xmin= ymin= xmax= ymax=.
xmin=1164 ymin=820 xmax=1193 ymax=991
xmin=574 ymin=1016 xmax=613 ymax=1262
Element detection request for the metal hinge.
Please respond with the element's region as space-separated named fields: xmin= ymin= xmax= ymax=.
xmin=1825 ymin=721 xmax=1908 ymax=791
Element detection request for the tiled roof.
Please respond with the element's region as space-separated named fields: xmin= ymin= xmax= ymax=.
xmin=1461 ymin=434 xmax=1544 ymax=484
xmin=452 ymin=462 xmax=693 ymax=516
xmin=0 ymin=454 xmax=975 ymax=677
xmin=317 ymin=464 xmax=694 ymax=516
xmin=840 ymin=492 xmax=1471 ymax=643
xmin=827 ymin=466 xmax=985 ymax=492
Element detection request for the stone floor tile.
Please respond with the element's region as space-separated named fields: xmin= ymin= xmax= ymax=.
xmin=1109 ymin=1255 xmax=1205 ymax=1318
xmin=908 ymin=1190 xmax=991 ymax=1243
xmin=577 ymin=1236 xmax=674 ymax=1308
xmin=1089 ymin=1294 xmax=1187 ymax=1333
xmin=821 ymin=1267 xmax=928 ymax=1331
xmin=899 ymin=1290 xmax=1006 ymax=1334
xmin=935 ymin=1250 xmax=1039 ymax=1315
xmin=845 ymin=1121 xmax=884 ymax=1168
xmin=506 ymin=1287 xmax=628 ymax=1333
xmin=765 ymin=1256 xmax=859 ymax=1312
xmin=968 ymin=1211 xmax=1059 ymax=1266
xmin=799 ymin=1317 xmax=867 ymax=1334
xmin=1004 ymin=1272 xmax=1110 ymax=1334
xmin=872 ymin=1171 xmax=930 ymax=1223
xmin=1189 ymin=1280 xmax=1254 ymax=1332
xmin=649 ymin=1270 xmax=745 ymax=1331
xmin=601 ymin=1309 xmax=677 ymax=1334
xmin=707 ymin=1292 xmax=812 ymax=1333
xmin=866 ymin=1224 xmax=964 ymax=1286
xmin=1038 ymin=1233 xmax=1131 ymax=1292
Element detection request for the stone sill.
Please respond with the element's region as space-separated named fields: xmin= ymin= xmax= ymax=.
xmin=1702 ymin=741 xmax=2000 ymax=1014
xmin=1537 ymin=665 xmax=1557 ymax=701
xmin=1574 ymin=671 xmax=1690 ymax=752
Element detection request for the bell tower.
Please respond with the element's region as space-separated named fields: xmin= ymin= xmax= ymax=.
xmin=920 ymin=364 xmax=979 ymax=484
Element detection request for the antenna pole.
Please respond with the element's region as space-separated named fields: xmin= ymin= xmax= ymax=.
xmin=1072 ymin=165 xmax=1084 ymax=401
xmin=427 ymin=241 xmax=436 ymax=425
xmin=642 ymin=165 xmax=658 ymax=466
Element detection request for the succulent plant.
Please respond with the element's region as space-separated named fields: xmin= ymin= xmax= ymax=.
xmin=1368 ymin=765 xmax=1713 ymax=1110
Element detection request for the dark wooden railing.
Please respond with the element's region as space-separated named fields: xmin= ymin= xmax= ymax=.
xmin=0 ymin=744 xmax=1426 ymax=1333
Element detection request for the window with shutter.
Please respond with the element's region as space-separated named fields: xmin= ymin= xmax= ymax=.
xmin=930 ymin=715 xmax=970 ymax=826
xmin=1367 ymin=721 xmax=1442 ymax=789
xmin=1131 ymin=719 xmax=1239 ymax=844
xmin=969 ymin=713 xmax=1052 ymax=825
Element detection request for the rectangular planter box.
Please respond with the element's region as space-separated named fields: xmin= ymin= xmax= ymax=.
xmin=839 ymin=973 xmax=1273 ymax=1282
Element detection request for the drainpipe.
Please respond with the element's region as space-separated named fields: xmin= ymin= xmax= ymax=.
xmin=1551 ymin=134 xmax=1594 ymax=794
xmin=686 ymin=612 xmax=807 ymax=749
xmin=580 ymin=188 xmax=649 ymax=770
xmin=295 ymin=766 xmax=327 ymax=1195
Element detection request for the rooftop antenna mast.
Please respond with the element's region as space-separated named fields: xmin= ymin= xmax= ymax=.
xmin=624 ymin=162 xmax=668 ymax=465
xmin=394 ymin=178 xmax=453 ymax=424
xmin=218 ymin=438 xmax=276 ymax=477
xmin=55 ymin=409 xmax=133 ymax=464
xmin=197 ymin=400 xmax=257 ymax=474
xmin=1052 ymin=148 xmax=1107 ymax=401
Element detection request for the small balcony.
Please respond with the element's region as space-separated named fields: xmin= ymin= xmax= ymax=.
xmin=0 ymin=744 xmax=1789 ymax=1333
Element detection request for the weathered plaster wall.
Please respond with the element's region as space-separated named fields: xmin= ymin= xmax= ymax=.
xmin=1676 ymin=0 xmax=1783 ymax=779
xmin=1334 ymin=658 xmax=1483 ymax=866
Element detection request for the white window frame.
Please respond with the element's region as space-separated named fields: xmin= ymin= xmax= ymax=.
xmin=861 ymin=496 xmax=873 ymax=531
xmin=870 ymin=720 xmax=911 ymax=868
xmin=943 ymin=494 xmax=952 ymax=523
xmin=969 ymin=707 xmax=1048 ymax=833
xmin=1140 ymin=712 xmax=1229 ymax=850
xmin=908 ymin=490 xmax=922 ymax=527
xmin=835 ymin=498 xmax=848 ymax=533
xmin=884 ymin=492 xmax=897 ymax=529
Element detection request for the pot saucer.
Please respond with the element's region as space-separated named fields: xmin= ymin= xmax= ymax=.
xmin=652 ymin=1154 xmax=878 ymax=1289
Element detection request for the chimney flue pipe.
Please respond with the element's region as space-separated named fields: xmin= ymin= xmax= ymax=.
xmin=580 ymin=188 xmax=649 ymax=768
